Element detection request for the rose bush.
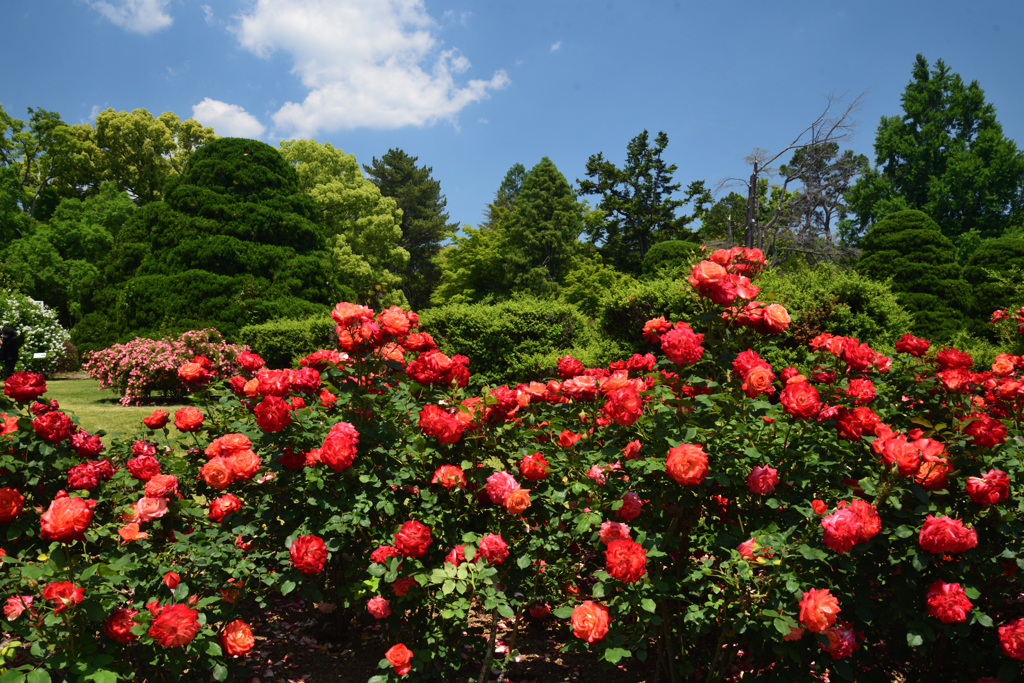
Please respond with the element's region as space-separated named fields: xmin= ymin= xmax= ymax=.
xmin=2 ymin=245 xmax=1024 ymax=682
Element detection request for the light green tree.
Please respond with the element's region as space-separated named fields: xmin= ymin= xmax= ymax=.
xmin=279 ymin=139 xmax=409 ymax=305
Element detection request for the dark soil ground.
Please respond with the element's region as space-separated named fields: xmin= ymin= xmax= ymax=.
xmin=237 ymin=596 xmax=654 ymax=683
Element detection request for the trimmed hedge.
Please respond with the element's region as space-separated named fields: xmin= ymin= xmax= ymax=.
xmin=418 ymin=297 xmax=624 ymax=385
xmin=237 ymin=315 xmax=336 ymax=369
xmin=596 ymin=277 xmax=701 ymax=353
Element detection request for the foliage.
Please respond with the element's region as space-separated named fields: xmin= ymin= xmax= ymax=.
xmin=962 ymin=237 xmax=1024 ymax=336
xmin=578 ymin=130 xmax=708 ymax=274
xmin=80 ymin=138 xmax=336 ymax=345
xmin=856 ymin=209 xmax=970 ymax=341
xmin=597 ymin=276 xmax=702 ymax=353
xmin=480 ymin=162 xmax=527 ymax=231
xmin=6 ymin=258 xmax=1024 ymax=682
xmin=280 ymin=140 xmax=408 ymax=305
xmin=846 ymin=55 xmax=1024 ymax=240
xmin=562 ymin=258 xmax=636 ymax=319
xmin=418 ymin=297 xmax=605 ymax=385
xmin=431 ymin=224 xmax=511 ymax=305
xmin=237 ymin=316 xmax=336 ymax=370
xmin=757 ymin=262 xmax=913 ymax=351
xmin=0 ymin=290 xmax=71 ymax=374
xmin=83 ymin=329 xmax=246 ymax=405
xmin=363 ymin=148 xmax=457 ymax=309
xmin=641 ymin=240 xmax=702 ymax=279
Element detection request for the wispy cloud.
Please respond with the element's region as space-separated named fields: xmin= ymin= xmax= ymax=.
xmin=192 ymin=98 xmax=267 ymax=138
xmin=200 ymin=4 xmax=216 ymax=26
xmin=550 ymin=41 xmax=562 ymax=52
xmin=88 ymin=0 xmax=172 ymax=34
xmin=233 ymin=0 xmax=509 ymax=134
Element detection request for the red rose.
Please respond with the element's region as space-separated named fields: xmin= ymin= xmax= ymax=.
xmin=67 ymin=463 xmax=101 ymax=491
xmin=799 ymin=588 xmax=840 ymax=633
xmin=209 ymin=493 xmax=243 ymax=522
xmin=962 ymin=412 xmax=1007 ymax=448
xmin=177 ymin=362 xmax=210 ymax=384
xmin=811 ymin=499 xmax=827 ymax=515
xmin=919 ymin=515 xmax=978 ymax=554
xmin=173 ymin=407 xmax=203 ymax=433
xmin=69 ymin=431 xmax=104 ymax=458
xmin=417 ymin=404 xmax=465 ymax=444
xmin=841 ymin=338 xmax=877 ymax=372
xmin=0 ymin=487 xmax=25 ymax=522
xmin=256 ymin=369 xmax=291 ymax=397
xmin=225 ymin=448 xmax=260 ymax=480
xmin=367 ymin=595 xmax=392 ymax=620
xmin=642 ymin=317 xmax=672 ymax=342
xmin=148 ymin=604 xmax=200 ymax=648
xmin=485 ymin=471 xmax=520 ymax=505
xmin=394 ymin=521 xmax=431 ymax=558
xmin=254 ymin=396 xmax=291 ymax=432
xmin=779 ymin=382 xmax=821 ymax=420
xmin=371 ymin=545 xmax=401 ymax=564
xmin=602 ymin=384 xmax=643 ymax=426
xmin=936 ymin=347 xmax=972 ymax=371
xmin=236 ymin=351 xmax=265 ymax=373
xmin=848 ymin=499 xmax=881 ymax=541
xmin=290 ymin=535 xmax=328 ymax=574
xmin=40 ymin=494 xmax=96 ymax=543
xmin=660 ymin=324 xmax=705 ymax=366
xmin=220 ymin=618 xmax=255 ymax=656
xmin=104 ymin=607 xmax=140 ymax=643
xmin=431 ymin=465 xmax=466 ymax=488
xmin=617 ymin=491 xmax=642 ymax=522
xmin=4 ymin=371 xmax=46 ymax=402
xmin=746 ymin=465 xmax=778 ymax=494
xmin=966 ymin=469 xmax=1010 ymax=505
xmin=926 ymin=581 xmax=972 ymax=623
xmin=478 ymin=533 xmax=509 ymax=564
xmin=605 ymin=539 xmax=647 ymax=583
xmin=821 ymin=508 xmax=863 ymax=554
xmin=142 ymin=410 xmax=169 ymax=429
xmin=999 ymin=617 xmax=1024 ymax=660
xmin=201 ymin=458 xmax=234 ymax=490
xmin=557 ymin=355 xmax=585 ymax=379
xmin=32 ymin=411 xmax=74 ymax=444
xmin=665 ymin=444 xmax=708 ymax=486
xmin=895 ymin=334 xmax=930 ymax=356
xmin=820 ymin=621 xmax=856 ymax=660
xmin=390 ymin=576 xmax=418 ymax=596
xmin=557 ymin=430 xmax=582 ymax=447
xmin=321 ymin=421 xmax=359 ymax=471
xmin=318 ymin=388 xmax=337 ymax=408
xmin=290 ymin=367 xmax=321 ymax=393
xmin=385 ymin=643 xmax=413 ymax=676
xmin=571 ymin=601 xmax=610 ymax=643
xmin=163 ymin=572 xmax=180 ymax=589
xmin=42 ymin=581 xmax=85 ymax=613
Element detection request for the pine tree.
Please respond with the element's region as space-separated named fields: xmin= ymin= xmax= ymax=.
xmin=363 ymin=149 xmax=457 ymax=309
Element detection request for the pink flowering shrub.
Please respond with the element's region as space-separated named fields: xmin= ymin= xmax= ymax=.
xmin=83 ymin=329 xmax=248 ymax=405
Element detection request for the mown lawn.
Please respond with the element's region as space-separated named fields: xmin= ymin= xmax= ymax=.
xmin=44 ymin=377 xmax=189 ymax=445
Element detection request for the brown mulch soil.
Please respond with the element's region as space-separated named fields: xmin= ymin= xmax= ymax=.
xmin=239 ymin=597 xmax=653 ymax=683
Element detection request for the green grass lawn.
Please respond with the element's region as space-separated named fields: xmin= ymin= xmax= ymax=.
xmin=44 ymin=378 xmax=189 ymax=445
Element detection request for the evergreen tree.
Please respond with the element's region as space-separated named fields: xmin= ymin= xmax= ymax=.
xmin=855 ymin=209 xmax=970 ymax=341
xmin=363 ymin=149 xmax=456 ymax=309
xmin=962 ymin=236 xmax=1024 ymax=337
xmin=481 ymin=162 xmax=526 ymax=231
xmin=77 ymin=138 xmax=333 ymax=350
xmin=847 ymin=55 xmax=1024 ymax=240
xmin=505 ymin=157 xmax=583 ymax=294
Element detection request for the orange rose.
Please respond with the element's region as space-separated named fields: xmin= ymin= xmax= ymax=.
xmin=225 ymin=449 xmax=261 ymax=480
xmin=118 ymin=523 xmax=148 ymax=544
xmin=173 ymin=407 xmax=203 ymax=433
xmin=177 ymin=362 xmax=207 ymax=383
xmin=761 ymin=304 xmax=791 ymax=333
xmin=40 ymin=495 xmax=96 ymax=543
xmin=243 ymin=378 xmax=259 ymax=397
xmin=205 ymin=433 xmax=252 ymax=458
xmin=741 ymin=365 xmax=775 ymax=398
xmin=504 ymin=489 xmax=531 ymax=515
xmin=220 ymin=618 xmax=255 ymax=656
xmin=571 ymin=600 xmax=610 ymax=643
xmin=201 ymin=457 xmax=235 ymax=490
xmin=665 ymin=444 xmax=708 ymax=486
xmin=385 ymin=643 xmax=413 ymax=676
xmin=799 ymin=588 xmax=840 ymax=633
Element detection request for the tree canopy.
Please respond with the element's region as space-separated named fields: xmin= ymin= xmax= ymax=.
xmin=847 ymin=55 xmax=1024 ymax=240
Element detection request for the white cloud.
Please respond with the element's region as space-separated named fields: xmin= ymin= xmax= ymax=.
xmin=201 ymin=4 xmax=215 ymax=26
xmin=478 ymin=118 xmax=488 ymax=124
xmin=192 ymin=98 xmax=267 ymax=138
xmin=550 ymin=41 xmax=561 ymax=52
xmin=89 ymin=0 xmax=172 ymax=34
xmin=233 ymin=0 xmax=509 ymax=134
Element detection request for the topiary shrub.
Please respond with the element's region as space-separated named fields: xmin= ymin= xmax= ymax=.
xmin=596 ymin=276 xmax=701 ymax=353
xmin=963 ymin=236 xmax=1024 ymax=336
xmin=237 ymin=315 xmax=337 ymax=369
xmin=855 ymin=209 xmax=970 ymax=341
xmin=418 ymin=297 xmax=619 ymax=385
xmin=641 ymin=240 xmax=701 ymax=278
xmin=0 ymin=290 xmax=71 ymax=375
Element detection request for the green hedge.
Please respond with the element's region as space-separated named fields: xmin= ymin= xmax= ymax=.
xmin=419 ymin=297 xmax=625 ymax=385
xmin=237 ymin=315 xmax=336 ymax=369
xmin=596 ymin=277 xmax=701 ymax=353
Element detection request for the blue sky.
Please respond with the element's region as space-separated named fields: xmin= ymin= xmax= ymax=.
xmin=3 ymin=0 xmax=1023 ymax=229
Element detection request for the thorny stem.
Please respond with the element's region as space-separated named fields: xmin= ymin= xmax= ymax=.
xmin=476 ymin=608 xmax=499 ymax=683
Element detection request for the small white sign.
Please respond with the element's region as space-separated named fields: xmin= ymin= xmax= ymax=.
xmin=32 ymin=352 xmax=46 ymax=359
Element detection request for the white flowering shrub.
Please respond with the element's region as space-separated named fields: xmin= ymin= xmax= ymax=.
xmin=0 ymin=289 xmax=71 ymax=374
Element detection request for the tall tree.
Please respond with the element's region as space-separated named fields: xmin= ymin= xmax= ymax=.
xmin=578 ymin=130 xmax=705 ymax=274
xmin=280 ymin=139 xmax=407 ymax=305
xmin=505 ymin=157 xmax=583 ymax=294
xmin=481 ymin=162 xmax=526 ymax=231
xmin=847 ymin=55 xmax=1024 ymax=240
xmin=363 ymin=149 xmax=457 ymax=310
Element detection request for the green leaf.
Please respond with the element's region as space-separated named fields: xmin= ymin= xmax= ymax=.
xmin=84 ymin=671 xmax=118 ymax=683
xmin=26 ymin=671 xmax=50 ymax=683
xmin=552 ymin=605 xmax=574 ymax=619
xmin=0 ymin=670 xmax=27 ymax=683
xmin=80 ymin=563 xmax=100 ymax=581
xmin=20 ymin=565 xmax=43 ymax=581
xmin=442 ymin=580 xmax=455 ymax=595
xmin=774 ymin=618 xmax=791 ymax=635
xmin=212 ymin=663 xmax=228 ymax=682
xmin=894 ymin=525 xmax=914 ymax=539
xmin=641 ymin=599 xmax=656 ymax=614
xmin=281 ymin=580 xmax=297 ymax=595
xmin=206 ymin=641 xmax=223 ymax=657
xmin=907 ymin=632 xmax=923 ymax=647
xmin=516 ymin=555 xmax=531 ymax=569
xmin=973 ymin=611 xmax=994 ymax=628
xmin=603 ymin=648 xmax=631 ymax=664
xmin=496 ymin=604 xmax=514 ymax=619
